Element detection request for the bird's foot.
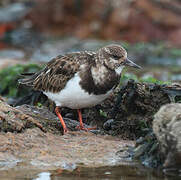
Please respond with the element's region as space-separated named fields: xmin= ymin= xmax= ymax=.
xmin=76 ymin=125 xmax=97 ymax=131
xmin=63 ymin=127 xmax=68 ymax=135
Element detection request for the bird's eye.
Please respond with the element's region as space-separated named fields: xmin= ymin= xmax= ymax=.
xmin=112 ymin=55 xmax=120 ymax=60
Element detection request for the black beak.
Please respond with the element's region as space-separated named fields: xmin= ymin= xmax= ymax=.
xmin=124 ymin=58 xmax=142 ymax=69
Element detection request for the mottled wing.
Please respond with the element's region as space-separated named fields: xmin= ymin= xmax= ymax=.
xmin=19 ymin=52 xmax=95 ymax=93
xmin=35 ymin=55 xmax=81 ymax=92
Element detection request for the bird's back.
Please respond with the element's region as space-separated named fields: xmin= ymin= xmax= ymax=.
xmin=18 ymin=51 xmax=96 ymax=93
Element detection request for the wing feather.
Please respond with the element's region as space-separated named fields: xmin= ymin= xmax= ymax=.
xmin=19 ymin=52 xmax=95 ymax=93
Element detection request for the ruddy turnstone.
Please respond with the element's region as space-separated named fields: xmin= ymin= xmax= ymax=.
xmin=19 ymin=44 xmax=141 ymax=134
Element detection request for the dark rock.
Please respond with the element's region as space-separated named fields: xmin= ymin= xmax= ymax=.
xmin=110 ymin=80 xmax=181 ymax=139
xmin=136 ymin=137 xmax=144 ymax=145
xmin=64 ymin=113 xmax=74 ymax=119
xmin=103 ymin=119 xmax=114 ymax=131
xmin=133 ymin=143 xmax=150 ymax=158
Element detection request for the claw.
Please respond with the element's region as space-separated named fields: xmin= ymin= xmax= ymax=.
xmin=77 ymin=109 xmax=97 ymax=131
xmin=76 ymin=125 xmax=97 ymax=131
xmin=63 ymin=127 xmax=68 ymax=134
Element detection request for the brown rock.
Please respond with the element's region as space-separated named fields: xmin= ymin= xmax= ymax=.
xmin=0 ymin=99 xmax=134 ymax=169
xmin=0 ymin=128 xmax=134 ymax=168
xmin=0 ymin=99 xmax=45 ymax=132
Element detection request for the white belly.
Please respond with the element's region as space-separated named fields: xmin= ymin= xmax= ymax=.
xmin=43 ymin=74 xmax=112 ymax=109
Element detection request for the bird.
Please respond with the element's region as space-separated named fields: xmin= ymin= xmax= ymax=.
xmin=18 ymin=44 xmax=141 ymax=134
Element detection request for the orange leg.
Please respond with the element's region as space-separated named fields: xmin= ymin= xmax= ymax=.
xmin=76 ymin=109 xmax=97 ymax=131
xmin=55 ymin=107 xmax=68 ymax=134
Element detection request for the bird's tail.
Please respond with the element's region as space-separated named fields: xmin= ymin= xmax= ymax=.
xmin=18 ymin=72 xmax=38 ymax=87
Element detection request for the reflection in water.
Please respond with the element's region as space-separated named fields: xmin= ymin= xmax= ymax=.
xmin=49 ymin=165 xmax=180 ymax=180
xmin=34 ymin=172 xmax=51 ymax=180
xmin=0 ymin=163 xmax=180 ymax=179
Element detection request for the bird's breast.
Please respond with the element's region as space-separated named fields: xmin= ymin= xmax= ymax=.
xmin=43 ymin=73 xmax=113 ymax=109
xmin=79 ymin=65 xmax=120 ymax=95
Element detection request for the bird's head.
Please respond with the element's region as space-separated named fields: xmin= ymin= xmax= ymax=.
xmin=98 ymin=44 xmax=141 ymax=74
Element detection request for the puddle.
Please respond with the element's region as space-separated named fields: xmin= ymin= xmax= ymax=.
xmin=0 ymin=164 xmax=180 ymax=180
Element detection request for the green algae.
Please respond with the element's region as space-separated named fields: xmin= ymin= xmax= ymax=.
xmin=0 ymin=64 xmax=42 ymax=97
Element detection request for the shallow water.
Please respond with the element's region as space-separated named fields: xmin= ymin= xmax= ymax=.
xmin=0 ymin=165 xmax=180 ymax=180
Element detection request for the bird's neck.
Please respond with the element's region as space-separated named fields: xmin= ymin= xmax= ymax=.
xmin=115 ymin=66 xmax=125 ymax=75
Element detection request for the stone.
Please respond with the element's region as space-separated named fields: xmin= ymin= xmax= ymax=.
xmin=153 ymin=103 xmax=181 ymax=168
xmin=103 ymin=119 xmax=114 ymax=131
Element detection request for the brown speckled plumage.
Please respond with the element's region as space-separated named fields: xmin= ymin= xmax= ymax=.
xmin=19 ymin=44 xmax=141 ymax=95
xmin=79 ymin=64 xmax=119 ymax=95
xmin=19 ymin=51 xmax=95 ymax=93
